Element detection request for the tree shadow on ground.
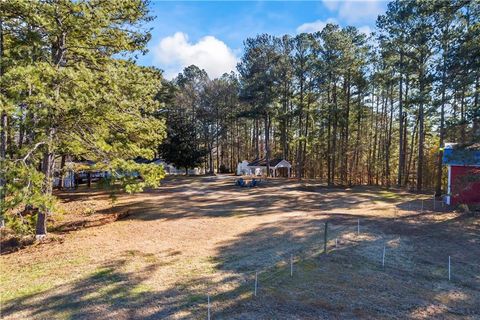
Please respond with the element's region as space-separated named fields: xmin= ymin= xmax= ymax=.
xmin=9 ymin=176 xmax=476 ymax=318
xmin=89 ymin=177 xmax=451 ymax=223
xmin=1 ymin=253 xmax=216 ymax=319
xmin=209 ymin=211 xmax=479 ymax=318
xmin=3 ymin=213 xmax=479 ymax=319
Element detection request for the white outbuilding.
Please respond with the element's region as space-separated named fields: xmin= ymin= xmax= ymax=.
xmin=242 ymin=158 xmax=292 ymax=177
xmin=236 ymin=160 xmax=250 ymax=175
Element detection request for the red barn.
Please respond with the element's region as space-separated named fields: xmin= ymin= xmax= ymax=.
xmin=443 ymin=143 xmax=480 ymax=205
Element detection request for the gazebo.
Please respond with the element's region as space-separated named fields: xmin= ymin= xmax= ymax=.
xmin=246 ymin=158 xmax=292 ymax=177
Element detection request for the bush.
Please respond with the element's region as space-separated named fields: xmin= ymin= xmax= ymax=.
xmin=219 ymin=164 xmax=230 ymax=173
xmin=5 ymin=209 xmax=37 ymax=235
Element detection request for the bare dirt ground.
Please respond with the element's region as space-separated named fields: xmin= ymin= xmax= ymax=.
xmin=1 ymin=175 xmax=479 ymax=319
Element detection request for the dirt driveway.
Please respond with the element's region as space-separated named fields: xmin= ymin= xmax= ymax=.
xmin=1 ymin=175 xmax=479 ymax=319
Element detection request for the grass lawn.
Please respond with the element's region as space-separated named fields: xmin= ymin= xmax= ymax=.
xmin=1 ymin=175 xmax=479 ymax=319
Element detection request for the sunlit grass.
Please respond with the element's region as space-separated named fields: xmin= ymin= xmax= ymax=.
xmin=1 ymin=255 xmax=89 ymax=302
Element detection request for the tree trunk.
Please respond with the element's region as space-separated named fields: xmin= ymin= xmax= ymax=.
xmin=343 ymin=74 xmax=351 ymax=185
xmin=372 ymin=91 xmax=380 ymax=185
xmin=367 ymin=86 xmax=375 ymax=185
xmin=473 ymin=74 xmax=479 ymax=140
xmin=0 ymin=18 xmax=5 ymax=227
xmin=401 ymin=73 xmax=409 ymax=186
xmin=351 ymin=93 xmax=362 ymax=185
xmin=435 ymin=45 xmax=448 ymax=197
xmin=209 ymin=144 xmax=214 ymax=174
xmin=87 ymin=172 xmax=92 ymax=188
xmin=460 ymin=88 xmax=466 ymax=143
xmin=281 ymin=80 xmax=289 ymax=159
xmin=0 ymin=19 xmax=8 ymax=227
xmin=407 ymin=115 xmax=419 ymax=187
xmin=264 ymin=115 xmax=271 ymax=177
xmin=254 ymin=119 xmax=259 ymax=159
xmin=331 ymin=82 xmax=338 ymax=185
xmin=327 ymin=78 xmax=332 ymax=185
xmin=36 ymin=134 xmax=55 ymax=237
xmin=297 ymin=72 xmax=304 ymax=180
xmin=58 ymin=154 xmax=66 ymax=189
xmin=0 ymin=112 xmax=6 ymax=228
xmin=303 ymin=86 xmax=312 ymax=179
xmin=386 ymin=84 xmax=394 ymax=188
xmin=397 ymin=52 xmax=404 ymax=186
xmin=417 ymin=63 xmax=425 ymax=192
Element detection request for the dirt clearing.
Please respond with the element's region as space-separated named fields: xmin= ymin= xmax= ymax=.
xmin=1 ymin=175 xmax=479 ymax=319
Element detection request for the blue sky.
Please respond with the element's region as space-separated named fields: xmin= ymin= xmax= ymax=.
xmin=139 ymin=0 xmax=389 ymax=79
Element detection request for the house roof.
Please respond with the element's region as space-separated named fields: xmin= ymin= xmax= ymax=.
xmin=247 ymin=158 xmax=289 ymax=167
xmin=443 ymin=143 xmax=480 ymax=166
xmin=133 ymin=156 xmax=153 ymax=164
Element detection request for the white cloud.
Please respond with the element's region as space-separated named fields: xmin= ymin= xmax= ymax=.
xmin=323 ymin=0 xmax=341 ymax=11
xmin=358 ymin=25 xmax=372 ymax=35
xmin=322 ymin=0 xmax=385 ymax=24
xmin=296 ymin=18 xmax=337 ymax=33
xmin=153 ymin=32 xmax=238 ymax=80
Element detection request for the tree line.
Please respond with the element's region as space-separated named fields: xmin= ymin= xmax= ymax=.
xmin=160 ymin=0 xmax=479 ymax=196
xmin=0 ymin=0 xmax=479 ymax=237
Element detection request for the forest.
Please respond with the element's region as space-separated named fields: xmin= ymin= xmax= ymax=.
xmin=0 ymin=0 xmax=479 ymax=236
xmin=160 ymin=0 xmax=479 ymax=195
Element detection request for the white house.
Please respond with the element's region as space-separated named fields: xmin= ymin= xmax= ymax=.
xmin=53 ymin=170 xmax=75 ymax=188
xmin=150 ymin=159 xmax=204 ymax=175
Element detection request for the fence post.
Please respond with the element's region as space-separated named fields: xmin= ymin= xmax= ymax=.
xmin=357 ymin=219 xmax=360 ymax=235
xmin=254 ymin=271 xmax=258 ymax=296
xmin=382 ymin=245 xmax=386 ymax=268
xmin=335 ymin=237 xmax=338 ymax=248
xmin=207 ymin=295 xmax=211 ymax=320
xmin=290 ymin=254 xmax=293 ymax=277
xmin=324 ymin=222 xmax=328 ymax=253
xmin=448 ymin=256 xmax=451 ymax=281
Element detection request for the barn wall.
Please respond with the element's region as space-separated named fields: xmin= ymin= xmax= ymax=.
xmin=451 ymin=166 xmax=480 ymax=205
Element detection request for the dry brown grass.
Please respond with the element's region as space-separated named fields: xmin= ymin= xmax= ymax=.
xmin=1 ymin=175 xmax=478 ymax=319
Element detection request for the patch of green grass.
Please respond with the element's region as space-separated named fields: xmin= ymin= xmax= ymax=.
xmin=1 ymin=282 xmax=52 ymax=304
xmin=125 ymin=249 xmax=138 ymax=256
xmin=82 ymin=284 xmax=114 ymax=300
xmin=230 ymin=211 xmax=248 ymax=218
xmin=378 ymin=191 xmax=402 ymax=201
xmin=206 ymin=255 xmax=223 ymax=265
xmin=131 ymin=284 xmax=153 ymax=296
xmin=91 ymin=267 xmax=116 ymax=278
xmin=143 ymin=253 xmax=158 ymax=264
xmin=216 ymin=254 xmax=248 ymax=268
xmin=184 ymin=293 xmax=204 ymax=305
xmin=123 ymin=250 xmax=159 ymax=264
xmin=90 ymin=267 xmax=127 ymax=285
xmin=300 ymin=260 xmax=317 ymax=272
xmin=83 ymin=268 xmax=150 ymax=301
xmin=0 ymin=255 xmax=89 ymax=303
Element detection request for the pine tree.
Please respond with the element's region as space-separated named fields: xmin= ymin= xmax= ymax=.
xmin=1 ymin=0 xmax=166 ymax=237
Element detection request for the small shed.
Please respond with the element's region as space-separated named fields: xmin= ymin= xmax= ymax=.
xmin=443 ymin=143 xmax=480 ymax=205
xmin=236 ymin=160 xmax=250 ymax=175
xmin=247 ymin=158 xmax=292 ymax=177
